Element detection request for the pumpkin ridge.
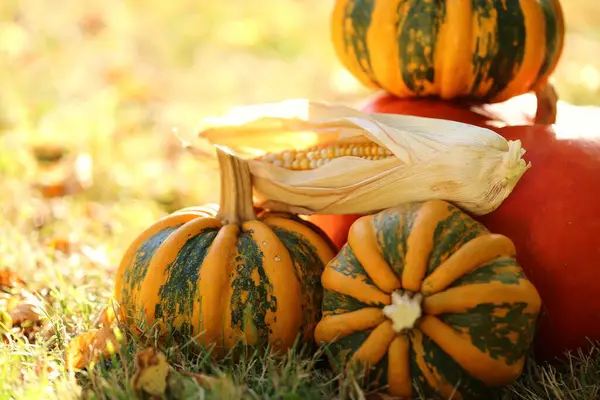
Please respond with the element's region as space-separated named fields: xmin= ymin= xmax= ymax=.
xmin=314 ymin=308 xmax=385 ymax=343
xmin=494 ymin=0 xmax=547 ymax=102
xmin=322 ymin=290 xmax=374 ymax=317
xmin=424 ymin=206 xmax=488 ymax=276
xmin=397 ymin=0 xmax=446 ymax=96
xmin=419 ymin=315 xmax=525 ymax=386
xmin=422 ymin=279 xmax=541 ymax=316
xmin=449 ymin=257 xmax=524 ymax=288
xmin=228 ymin=229 xmax=276 ymax=347
xmin=244 ymin=221 xmax=304 ymax=350
xmin=437 ymin=0 xmax=473 ymax=98
xmin=327 ymin=244 xmax=377 ymax=286
xmin=264 ymin=216 xmax=336 ymax=267
xmin=410 ymin=329 xmax=491 ymax=399
xmin=322 ymin=267 xmax=390 ymax=306
xmin=118 ymin=225 xmax=182 ymax=314
xmin=439 ymin=301 xmax=540 ymax=367
xmin=350 ymin=320 xmax=396 ymax=367
xmin=409 ymin=329 xmax=460 ymax=399
xmin=348 ymin=215 xmax=401 ymax=293
xmin=195 ymin=224 xmax=240 ymax=346
xmin=472 ymin=1 xmax=526 ymax=100
xmin=368 ymin=0 xmax=412 ymax=97
xmin=154 ymin=227 xmax=220 ymax=335
xmin=402 ymin=200 xmax=453 ymax=292
xmin=339 ymin=0 xmax=380 ymax=87
xmin=532 ymin=0 xmax=564 ymax=89
xmin=421 ymin=233 xmax=516 ymax=295
xmin=269 ymin=224 xmax=326 ymax=342
xmin=386 ymin=335 xmax=412 ymax=398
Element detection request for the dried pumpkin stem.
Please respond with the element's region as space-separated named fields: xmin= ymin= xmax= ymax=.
xmin=382 ymin=291 xmax=423 ymax=333
xmin=534 ymin=82 xmax=558 ymax=125
xmin=215 ymin=146 xmax=256 ymax=225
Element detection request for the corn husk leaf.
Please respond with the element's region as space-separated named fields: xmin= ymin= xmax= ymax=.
xmin=190 ymin=99 xmax=530 ymax=216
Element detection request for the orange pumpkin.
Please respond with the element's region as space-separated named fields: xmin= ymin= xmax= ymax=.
xmin=309 ymin=124 xmax=600 ymax=361
xmin=114 ymin=149 xmax=337 ymax=356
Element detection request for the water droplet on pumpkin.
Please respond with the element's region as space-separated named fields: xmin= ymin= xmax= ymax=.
xmin=262 ymin=241 xmax=268 ymax=246
xmin=274 ymin=255 xmax=281 ymax=262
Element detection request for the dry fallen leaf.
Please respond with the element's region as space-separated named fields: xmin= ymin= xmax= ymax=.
xmin=9 ymin=301 xmax=42 ymax=326
xmin=65 ymin=326 xmax=123 ymax=370
xmin=131 ymin=347 xmax=170 ymax=397
xmin=0 ymin=287 xmax=48 ymax=342
xmin=93 ymin=302 xmax=120 ymax=328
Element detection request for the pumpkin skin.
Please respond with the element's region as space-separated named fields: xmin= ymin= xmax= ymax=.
xmin=331 ymin=0 xmax=565 ymax=103
xmin=359 ymin=92 xmax=536 ymax=128
xmin=475 ymin=124 xmax=600 ymax=361
xmin=114 ymin=149 xmax=338 ymax=356
xmin=314 ymin=200 xmax=541 ymax=399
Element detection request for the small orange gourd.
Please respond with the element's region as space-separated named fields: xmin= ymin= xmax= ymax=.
xmin=315 ymin=200 xmax=541 ymax=398
xmin=114 ymin=148 xmax=336 ymax=355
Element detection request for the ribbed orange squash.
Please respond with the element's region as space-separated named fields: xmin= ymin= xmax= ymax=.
xmin=331 ymin=0 xmax=565 ymax=104
xmin=314 ymin=200 xmax=542 ymax=399
xmin=114 ymin=149 xmax=336 ymax=355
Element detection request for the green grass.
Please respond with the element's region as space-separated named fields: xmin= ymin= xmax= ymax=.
xmin=1 ymin=0 xmax=600 ymax=398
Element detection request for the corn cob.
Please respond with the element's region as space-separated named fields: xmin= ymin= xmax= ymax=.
xmin=255 ymin=141 xmax=394 ymax=170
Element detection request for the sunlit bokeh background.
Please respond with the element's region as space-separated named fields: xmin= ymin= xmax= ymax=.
xmin=1 ymin=0 xmax=599 ymax=249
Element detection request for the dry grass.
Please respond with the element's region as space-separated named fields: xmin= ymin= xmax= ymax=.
xmin=1 ymin=0 xmax=600 ymax=399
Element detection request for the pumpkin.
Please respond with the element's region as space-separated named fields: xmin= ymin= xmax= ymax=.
xmin=314 ymin=200 xmax=541 ymax=399
xmin=475 ymin=124 xmax=600 ymax=361
xmin=114 ymin=148 xmax=337 ymax=356
xmin=331 ymin=0 xmax=565 ymax=104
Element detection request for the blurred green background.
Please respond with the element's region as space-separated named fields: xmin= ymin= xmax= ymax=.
xmin=0 ymin=0 xmax=599 ymax=211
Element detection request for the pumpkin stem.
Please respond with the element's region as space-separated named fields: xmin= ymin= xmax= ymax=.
xmin=383 ymin=291 xmax=423 ymax=333
xmin=215 ymin=145 xmax=257 ymax=225
xmin=534 ymin=82 xmax=558 ymax=125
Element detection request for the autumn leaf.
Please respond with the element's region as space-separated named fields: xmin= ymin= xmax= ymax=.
xmin=131 ymin=347 xmax=170 ymax=397
xmin=93 ymin=301 xmax=121 ymax=328
xmin=65 ymin=326 xmax=123 ymax=370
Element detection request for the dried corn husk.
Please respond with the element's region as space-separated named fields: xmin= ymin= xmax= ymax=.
xmin=189 ymin=99 xmax=530 ymax=216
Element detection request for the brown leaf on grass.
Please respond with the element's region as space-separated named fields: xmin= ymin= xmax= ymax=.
xmin=65 ymin=326 xmax=123 ymax=370
xmin=1 ymin=288 xmax=47 ymax=342
xmin=9 ymin=301 xmax=42 ymax=326
xmin=131 ymin=347 xmax=170 ymax=398
xmin=93 ymin=302 xmax=120 ymax=328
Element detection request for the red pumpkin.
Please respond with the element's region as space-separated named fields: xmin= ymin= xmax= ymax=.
xmin=359 ymin=89 xmax=558 ymax=128
xmin=476 ymin=124 xmax=600 ymax=361
xmin=308 ymin=124 xmax=600 ymax=361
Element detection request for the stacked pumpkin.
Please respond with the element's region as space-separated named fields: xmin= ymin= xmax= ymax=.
xmin=308 ymin=0 xmax=600 ymax=373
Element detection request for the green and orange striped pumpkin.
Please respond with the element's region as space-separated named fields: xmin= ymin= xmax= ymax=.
xmin=331 ymin=0 xmax=565 ymax=103
xmin=114 ymin=149 xmax=336 ymax=356
xmin=314 ymin=200 xmax=541 ymax=399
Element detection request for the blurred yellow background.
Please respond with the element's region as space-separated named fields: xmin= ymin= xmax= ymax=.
xmin=0 ymin=0 xmax=599 ymax=212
